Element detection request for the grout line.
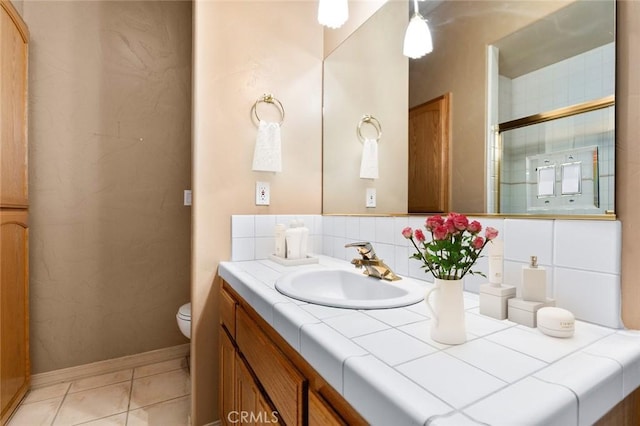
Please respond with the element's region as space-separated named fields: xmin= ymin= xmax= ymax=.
xmin=49 ymin=382 xmax=71 ymax=426
xmin=125 ymin=373 xmax=135 ymax=425
xmin=11 ymin=358 xmax=191 ymax=426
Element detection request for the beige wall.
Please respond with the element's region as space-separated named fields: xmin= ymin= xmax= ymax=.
xmin=323 ymin=0 xmax=387 ymax=57
xmin=23 ymin=1 xmax=192 ymax=373
xmin=409 ymin=1 xmax=571 ymax=213
xmin=192 ymin=1 xmax=322 ymax=424
xmin=9 ymin=0 xmax=21 ymax=15
xmin=617 ymin=0 xmax=640 ymax=330
xmin=323 ymin=0 xmax=408 ymax=214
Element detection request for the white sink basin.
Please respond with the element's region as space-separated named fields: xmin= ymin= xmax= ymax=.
xmin=275 ymin=268 xmax=424 ymax=309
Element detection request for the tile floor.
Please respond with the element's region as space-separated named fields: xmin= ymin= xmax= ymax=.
xmin=7 ymin=357 xmax=191 ymax=426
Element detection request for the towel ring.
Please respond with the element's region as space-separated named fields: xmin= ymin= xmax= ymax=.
xmin=252 ymin=94 xmax=285 ymax=125
xmin=357 ymin=115 xmax=382 ymax=142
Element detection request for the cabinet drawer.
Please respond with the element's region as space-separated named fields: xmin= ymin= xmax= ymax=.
xmin=220 ymin=286 xmax=237 ymax=337
xmin=236 ymin=307 xmax=306 ymax=426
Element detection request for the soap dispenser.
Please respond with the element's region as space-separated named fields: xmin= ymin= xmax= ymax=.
xmin=522 ymin=255 xmax=547 ymax=303
xmin=479 ymin=240 xmax=516 ymax=320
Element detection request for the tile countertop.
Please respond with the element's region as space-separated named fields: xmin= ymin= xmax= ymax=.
xmin=218 ymin=256 xmax=640 ymax=426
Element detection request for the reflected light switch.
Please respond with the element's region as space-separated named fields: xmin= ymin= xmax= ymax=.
xmin=561 ymin=162 xmax=581 ymax=195
xmin=537 ymin=166 xmax=555 ymax=197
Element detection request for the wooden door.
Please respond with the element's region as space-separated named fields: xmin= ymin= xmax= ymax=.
xmin=408 ymin=93 xmax=451 ymax=213
xmin=0 ymin=210 xmax=29 ymax=424
xmin=0 ymin=0 xmax=29 ymax=208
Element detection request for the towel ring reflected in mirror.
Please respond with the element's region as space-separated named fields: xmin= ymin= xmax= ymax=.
xmin=357 ymin=114 xmax=382 ymax=142
xmin=252 ymin=93 xmax=285 ymax=125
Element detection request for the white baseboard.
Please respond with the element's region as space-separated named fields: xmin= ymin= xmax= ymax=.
xmin=31 ymin=343 xmax=190 ymax=389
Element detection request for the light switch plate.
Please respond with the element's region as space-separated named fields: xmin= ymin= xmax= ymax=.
xmin=183 ymin=189 xmax=192 ymax=206
xmin=366 ymin=188 xmax=376 ymax=208
xmin=256 ymin=181 xmax=270 ymax=205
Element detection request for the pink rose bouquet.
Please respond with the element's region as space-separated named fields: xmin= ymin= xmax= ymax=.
xmin=402 ymin=213 xmax=499 ymax=280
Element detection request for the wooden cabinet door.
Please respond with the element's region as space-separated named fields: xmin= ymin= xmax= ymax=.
xmin=220 ymin=327 xmax=236 ymax=426
xmin=309 ymin=391 xmax=347 ymax=426
xmin=408 ymin=93 xmax=451 ymax=213
xmin=0 ymin=210 xmax=29 ymax=424
xmin=236 ymin=354 xmax=280 ymax=426
xmin=236 ymin=308 xmax=305 ymax=426
xmin=0 ymin=1 xmax=29 ymax=208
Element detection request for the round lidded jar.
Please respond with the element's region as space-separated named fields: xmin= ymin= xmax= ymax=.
xmin=537 ymin=307 xmax=575 ymax=338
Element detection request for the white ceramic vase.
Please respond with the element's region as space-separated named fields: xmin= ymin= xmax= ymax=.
xmin=425 ymin=278 xmax=466 ymax=345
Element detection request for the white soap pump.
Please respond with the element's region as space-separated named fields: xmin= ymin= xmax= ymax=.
xmin=522 ymin=255 xmax=547 ymax=303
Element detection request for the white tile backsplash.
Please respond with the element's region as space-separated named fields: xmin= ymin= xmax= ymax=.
xmin=554 ymin=267 xmax=621 ymax=328
xmin=554 ymin=220 xmax=621 ymax=273
xmin=254 ymin=215 xmax=276 ymax=237
xmin=230 ymin=215 xmax=622 ymax=328
xmin=503 ymin=219 xmax=554 ymax=265
xmin=374 ymin=217 xmax=395 ymax=244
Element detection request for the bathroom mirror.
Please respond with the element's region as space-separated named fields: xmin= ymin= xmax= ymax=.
xmin=322 ymin=0 xmax=615 ymax=216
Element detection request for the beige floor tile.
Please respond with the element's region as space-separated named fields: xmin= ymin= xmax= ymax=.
xmin=23 ymin=383 xmax=70 ymax=404
xmin=7 ymin=397 xmax=63 ymax=426
xmin=75 ymin=413 xmax=127 ymax=425
xmin=133 ymin=358 xmax=188 ymax=379
xmin=126 ymin=396 xmax=190 ymax=426
xmin=53 ymin=382 xmax=130 ymax=426
xmin=129 ymin=370 xmax=190 ymax=410
xmin=69 ymin=370 xmax=133 ymax=394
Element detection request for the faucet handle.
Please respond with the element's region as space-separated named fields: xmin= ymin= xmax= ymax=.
xmin=344 ymin=241 xmax=376 ymax=259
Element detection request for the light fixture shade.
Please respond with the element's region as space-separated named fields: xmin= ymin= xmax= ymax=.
xmin=318 ymin=0 xmax=349 ymax=29
xmin=403 ymin=14 xmax=433 ymax=59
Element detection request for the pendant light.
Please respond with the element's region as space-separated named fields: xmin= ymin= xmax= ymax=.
xmin=318 ymin=0 xmax=349 ymax=29
xmin=403 ymin=0 xmax=433 ymax=59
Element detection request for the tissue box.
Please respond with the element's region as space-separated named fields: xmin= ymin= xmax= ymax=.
xmin=479 ymin=284 xmax=516 ymax=320
xmin=508 ymin=297 xmax=556 ymax=327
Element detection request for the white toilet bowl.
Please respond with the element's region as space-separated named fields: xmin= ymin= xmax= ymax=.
xmin=176 ymin=303 xmax=191 ymax=339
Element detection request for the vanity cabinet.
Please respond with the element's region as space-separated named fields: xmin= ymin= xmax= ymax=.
xmin=0 ymin=1 xmax=29 ymax=424
xmin=220 ymin=280 xmax=366 ymax=425
xmin=0 ymin=0 xmax=28 ymax=208
xmin=0 ymin=211 xmax=29 ymax=425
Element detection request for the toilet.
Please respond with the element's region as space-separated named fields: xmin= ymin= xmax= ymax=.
xmin=176 ymin=303 xmax=191 ymax=339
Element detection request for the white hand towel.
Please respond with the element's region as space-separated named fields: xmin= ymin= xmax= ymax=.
xmin=252 ymin=120 xmax=282 ymax=172
xmin=359 ymin=138 xmax=379 ymax=179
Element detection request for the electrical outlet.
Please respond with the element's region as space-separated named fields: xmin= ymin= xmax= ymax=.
xmin=256 ymin=181 xmax=270 ymax=205
xmin=183 ymin=189 xmax=192 ymax=206
xmin=366 ymin=188 xmax=376 ymax=208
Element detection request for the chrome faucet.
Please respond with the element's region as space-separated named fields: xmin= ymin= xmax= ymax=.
xmin=344 ymin=242 xmax=401 ymax=281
